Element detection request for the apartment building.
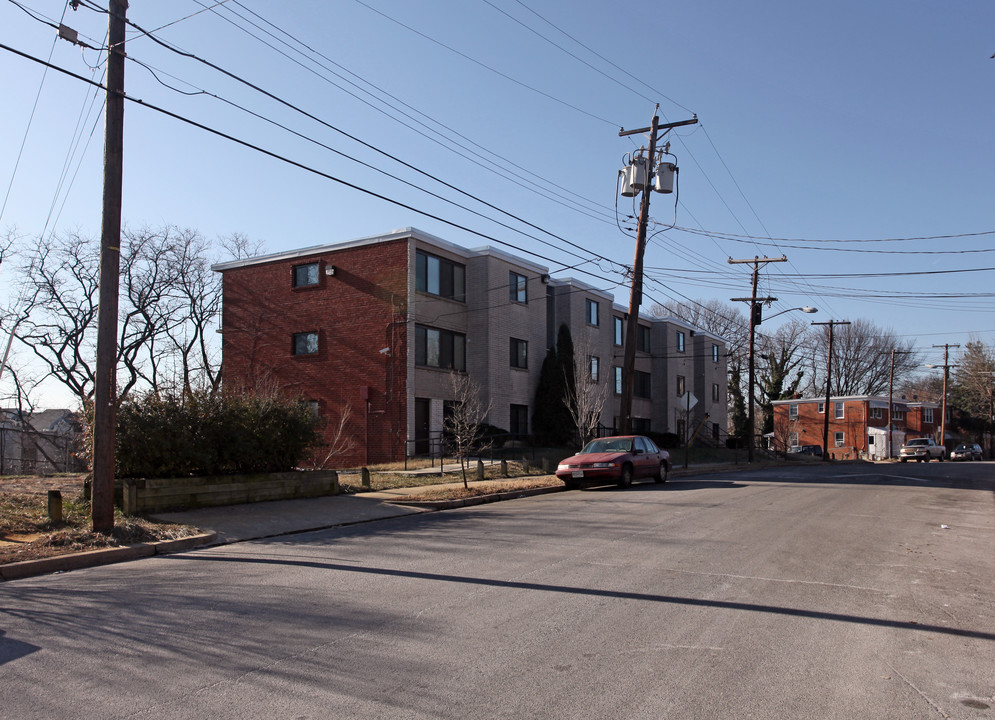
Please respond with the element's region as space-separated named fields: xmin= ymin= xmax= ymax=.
xmin=214 ymin=228 xmax=728 ymax=467
xmin=771 ymin=395 xmax=941 ymax=460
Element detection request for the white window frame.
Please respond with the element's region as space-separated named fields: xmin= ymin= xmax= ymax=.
xmin=834 ymin=431 xmax=845 ymax=447
xmin=834 ymin=402 xmax=845 ymax=419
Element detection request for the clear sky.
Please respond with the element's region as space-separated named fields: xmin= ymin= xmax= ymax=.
xmin=2 ymin=0 xmax=993 ymax=408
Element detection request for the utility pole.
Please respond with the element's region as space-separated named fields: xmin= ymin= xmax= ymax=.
xmin=91 ymin=0 xmax=128 ymax=533
xmin=616 ymin=109 xmax=697 ymax=433
xmin=729 ymin=255 xmax=786 ymax=462
xmin=812 ymin=320 xmax=850 ymax=461
xmin=881 ymin=349 xmax=913 ymax=459
xmin=930 ymin=343 xmax=960 ymax=450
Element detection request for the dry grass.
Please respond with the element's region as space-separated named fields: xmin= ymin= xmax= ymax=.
xmin=0 ymin=482 xmax=200 ymax=565
xmin=0 ymin=462 xmax=558 ymax=566
xmin=401 ymin=475 xmax=561 ymax=501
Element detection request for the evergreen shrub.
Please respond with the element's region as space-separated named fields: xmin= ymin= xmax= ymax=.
xmin=114 ymin=389 xmax=319 ymax=478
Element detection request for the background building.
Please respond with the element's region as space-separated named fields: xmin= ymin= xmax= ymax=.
xmin=214 ymin=228 xmax=728 ymax=467
xmin=771 ymin=395 xmax=941 ymax=460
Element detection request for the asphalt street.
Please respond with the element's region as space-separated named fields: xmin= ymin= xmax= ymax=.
xmin=1 ymin=462 xmax=993 ymax=719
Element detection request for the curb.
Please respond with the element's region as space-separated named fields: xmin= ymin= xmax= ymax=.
xmin=385 ymin=484 xmax=567 ymax=509
xmin=0 ymin=531 xmax=217 ymax=582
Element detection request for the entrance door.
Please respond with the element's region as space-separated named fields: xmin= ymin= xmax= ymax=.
xmin=414 ymin=398 xmax=431 ymax=455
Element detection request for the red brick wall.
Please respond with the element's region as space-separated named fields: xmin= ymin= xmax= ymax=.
xmin=220 ymin=239 xmax=409 ymax=467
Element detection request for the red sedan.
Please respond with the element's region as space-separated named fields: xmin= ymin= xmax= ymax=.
xmin=555 ymin=435 xmax=671 ymax=489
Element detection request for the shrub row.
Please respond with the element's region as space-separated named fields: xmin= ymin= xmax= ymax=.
xmin=114 ymin=389 xmax=319 ymax=479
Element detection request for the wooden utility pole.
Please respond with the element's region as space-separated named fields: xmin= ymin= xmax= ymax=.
xmin=931 ymin=343 xmax=960 ymax=450
xmin=729 ymin=256 xmax=785 ymax=462
xmin=616 ymin=110 xmax=697 ymax=433
xmin=812 ymin=319 xmax=850 ymax=461
xmin=91 ymin=0 xmax=128 ymax=532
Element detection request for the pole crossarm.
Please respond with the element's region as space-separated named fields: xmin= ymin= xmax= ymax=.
xmin=619 ymin=117 xmax=698 ymax=138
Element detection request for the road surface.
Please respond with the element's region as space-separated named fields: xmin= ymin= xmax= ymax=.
xmin=2 ymin=462 xmax=993 ymax=718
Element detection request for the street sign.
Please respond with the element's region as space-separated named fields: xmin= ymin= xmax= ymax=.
xmin=680 ymin=392 xmax=698 ymax=411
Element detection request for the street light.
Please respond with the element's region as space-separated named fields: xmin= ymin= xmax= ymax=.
xmin=766 ymin=306 xmax=819 ymax=321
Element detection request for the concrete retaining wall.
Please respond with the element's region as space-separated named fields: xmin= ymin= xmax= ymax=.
xmin=122 ymin=471 xmax=340 ymax=514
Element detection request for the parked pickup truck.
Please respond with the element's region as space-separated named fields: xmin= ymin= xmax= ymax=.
xmin=899 ymin=437 xmax=946 ymax=462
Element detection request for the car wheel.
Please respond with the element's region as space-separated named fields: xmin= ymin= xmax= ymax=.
xmin=921 ymin=457 xmax=927 ymax=463
xmin=900 ymin=458 xmax=907 ymax=463
xmin=654 ymin=461 xmax=668 ymax=484
xmin=563 ymin=479 xmax=579 ymax=489
xmin=938 ymin=454 xmax=943 ymax=462
xmin=617 ymin=464 xmax=633 ymax=489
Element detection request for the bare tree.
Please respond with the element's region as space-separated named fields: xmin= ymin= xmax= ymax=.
xmin=444 ymin=371 xmax=492 ymax=489
xmin=305 ymin=405 xmax=357 ymax=469
xmin=803 ymin=319 xmax=920 ymax=397
xmin=564 ymin=332 xmax=611 ymax=444
xmin=8 ymin=226 xmax=251 ymax=406
xmin=756 ymin=318 xmax=810 ymax=435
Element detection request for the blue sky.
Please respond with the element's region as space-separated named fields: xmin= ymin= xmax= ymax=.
xmin=1 ymin=0 xmax=993 ymax=407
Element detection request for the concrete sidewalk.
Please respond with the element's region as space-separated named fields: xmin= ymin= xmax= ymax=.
xmin=2 ymin=461 xmax=766 ymax=581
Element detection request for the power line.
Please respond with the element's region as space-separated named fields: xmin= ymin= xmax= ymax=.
xmin=0 ymin=41 xmax=628 ymax=292
xmin=102 ymin=10 xmax=625 ymax=273
xmin=348 ymin=0 xmax=621 ymax=128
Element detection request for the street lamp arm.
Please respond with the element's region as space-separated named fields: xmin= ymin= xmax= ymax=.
xmin=766 ymin=306 xmax=818 ymax=321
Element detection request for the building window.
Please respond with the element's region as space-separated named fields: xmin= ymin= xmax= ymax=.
xmin=510 ymin=337 xmax=528 ymax=369
xmin=586 ymin=299 xmax=599 ymax=326
xmin=923 ymin=407 xmax=934 ymax=424
xmin=589 ymin=356 xmax=600 ymax=383
xmin=834 ymin=402 xmax=844 ymax=419
xmin=292 ymin=331 xmax=318 ymax=356
xmin=789 ymin=432 xmax=799 ymax=448
xmin=292 ymin=262 xmax=319 ymax=288
xmin=870 ymin=407 xmax=882 ymax=419
xmin=676 ymin=375 xmax=685 ymax=397
xmin=509 ymin=404 xmax=529 ymax=437
xmin=676 ymin=331 xmax=686 ymax=353
xmin=613 ymin=367 xmax=622 ymax=395
xmin=632 ymin=418 xmax=652 ymax=434
xmin=415 ymin=325 xmax=466 ymax=371
xmin=676 ymin=418 xmax=686 ymax=440
xmin=712 ymin=343 xmax=719 ymax=362
xmin=893 ymin=407 xmax=905 ymax=421
xmin=613 ymin=316 xmax=623 ymax=346
xmin=416 ymin=250 xmax=465 ymax=302
xmin=637 ymin=325 xmax=651 ymax=353
xmin=509 ymin=271 xmax=527 ymax=303
xmin=712 ymin=383 xmax=720 ymax=403
xmin=789 ymin=404 xmax=798 ymax=419
xmin=305 ymin=400 xmax=320 ymax=418
xmin=634 ymin=370 xmax=651 ymax=399
xmin=834 ymin=431 xmax=845 ymax=447
xmin=817 ymin=402 xmax=825 ymax=414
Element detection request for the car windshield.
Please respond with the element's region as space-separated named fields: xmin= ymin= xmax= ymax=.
xmin=954 ymin=445 xmax=970 ymax=452
xmin=907 ymin=439 xmax=928 ymax=446
xmin=581 ymin=438 xmax=634 ymax=454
